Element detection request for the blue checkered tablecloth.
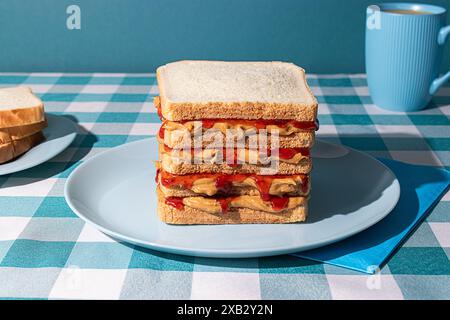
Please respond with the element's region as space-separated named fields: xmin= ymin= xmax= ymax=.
xmin=0 ymin=72 xmax=449 ymax=300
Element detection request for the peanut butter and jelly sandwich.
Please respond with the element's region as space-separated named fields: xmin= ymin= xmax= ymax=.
xmin=154 ymin=60 xmax=317 ymax=224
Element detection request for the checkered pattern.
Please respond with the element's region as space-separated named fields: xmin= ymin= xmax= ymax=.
xmin=0 ymin=72 xmax=449 ymax=300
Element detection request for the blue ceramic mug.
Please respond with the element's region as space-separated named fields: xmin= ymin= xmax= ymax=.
xmin=366 ymin=3 xmax=450 ymax=111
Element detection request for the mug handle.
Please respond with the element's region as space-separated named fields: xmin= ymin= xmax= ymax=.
xmin=430 ymin=25 xmax=450 ymax=95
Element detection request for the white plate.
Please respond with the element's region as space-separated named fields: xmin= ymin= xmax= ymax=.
xmin=64 ymin=138 xmax=400 ymax=258
xmin=0 ymin=114 xmax=77 ymax=175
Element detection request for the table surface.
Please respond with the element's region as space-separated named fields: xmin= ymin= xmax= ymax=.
xmin=0 ymin=73 xmax=449 ymax=300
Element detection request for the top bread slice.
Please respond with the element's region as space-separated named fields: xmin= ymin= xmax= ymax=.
xmin=156 ymin=60 xmax=318 ymax=121
xmin=0 ymin=86 xmax=45 ymax=128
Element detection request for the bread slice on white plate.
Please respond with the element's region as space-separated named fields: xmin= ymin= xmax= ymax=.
xmin=0 ymin=86 xmax=45 ymax=128
xmin=156 ymin=60 xmax=318 ymax=121
xmin=0 ymin=119 xmax=47 ymax=144
xmin=0 ymin=131 xmax=45 ymax=164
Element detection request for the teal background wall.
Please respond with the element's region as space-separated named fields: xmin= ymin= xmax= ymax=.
xmin=0 ymin=0 xmax=449 ymax=73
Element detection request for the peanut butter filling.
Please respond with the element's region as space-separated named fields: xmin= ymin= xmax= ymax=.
xmin=159 ymin=173 xmax=308 ymax=197
xmin=161 ymin=147 xmax=308 ymax=165
xmin=182 ymin=195 xmax=306 ymax=214
xmin=163 ymin=120 xmax=305 ymax=138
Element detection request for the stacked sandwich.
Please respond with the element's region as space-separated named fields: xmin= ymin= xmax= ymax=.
xmin=155 ymin=61 xmax=317 ymax=224
xmin=0 ymin=87 xmax=47 ymax=164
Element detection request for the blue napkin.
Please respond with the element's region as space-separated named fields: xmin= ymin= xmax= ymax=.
xmin=291 ymin=158 xmax=450 ymax=274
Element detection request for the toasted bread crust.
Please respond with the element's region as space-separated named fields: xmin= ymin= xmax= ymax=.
xmin=0 ymin=119 xmax=47 ymax=144
xmin=0 ymin=105 xmax=45 ymax=128
xmin=157 ymin=190 xmax=307 ymax=225
xmin=0 ymin=131 xmax=45 ymax=164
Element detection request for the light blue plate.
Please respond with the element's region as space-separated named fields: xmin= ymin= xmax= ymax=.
xmin=0 ymin=114 xmax=77 ymax=175
xmin=64 ymin=138 xmax=400 ymax=258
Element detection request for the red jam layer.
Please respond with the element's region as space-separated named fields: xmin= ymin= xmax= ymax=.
xmin=159 ymin=125 xmax=165 ymax=139
xmin=184 ymin=119 xmax=318 ymax=130
xmin=164 ymin=197 xmax=184 ymax=211
xmin=164 ymin=195 xmax=292 ymax=213
xmin=270 ymin=197 xmax=290 ymax=211
xmin=158 ymin=170 xmax=309 ymax=199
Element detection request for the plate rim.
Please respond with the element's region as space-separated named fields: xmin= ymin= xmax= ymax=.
xmin=0 ymin=114 xmax=78 ymax=175
xmin=64 ymin=138 xmax=400 ymax=258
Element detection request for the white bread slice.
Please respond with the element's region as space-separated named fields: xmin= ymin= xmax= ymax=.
xmin=156 ymin=60 xmax=318 ymax=121
xmin=0 ymin=87 xmax=45 ymax=128
xmin=0 ymin=120 xmax=47 ymax=144
xmin=157 ymin=188 xmax=307 ymax=224
xmin=0 ymin=131 xmax=45 ymax=164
